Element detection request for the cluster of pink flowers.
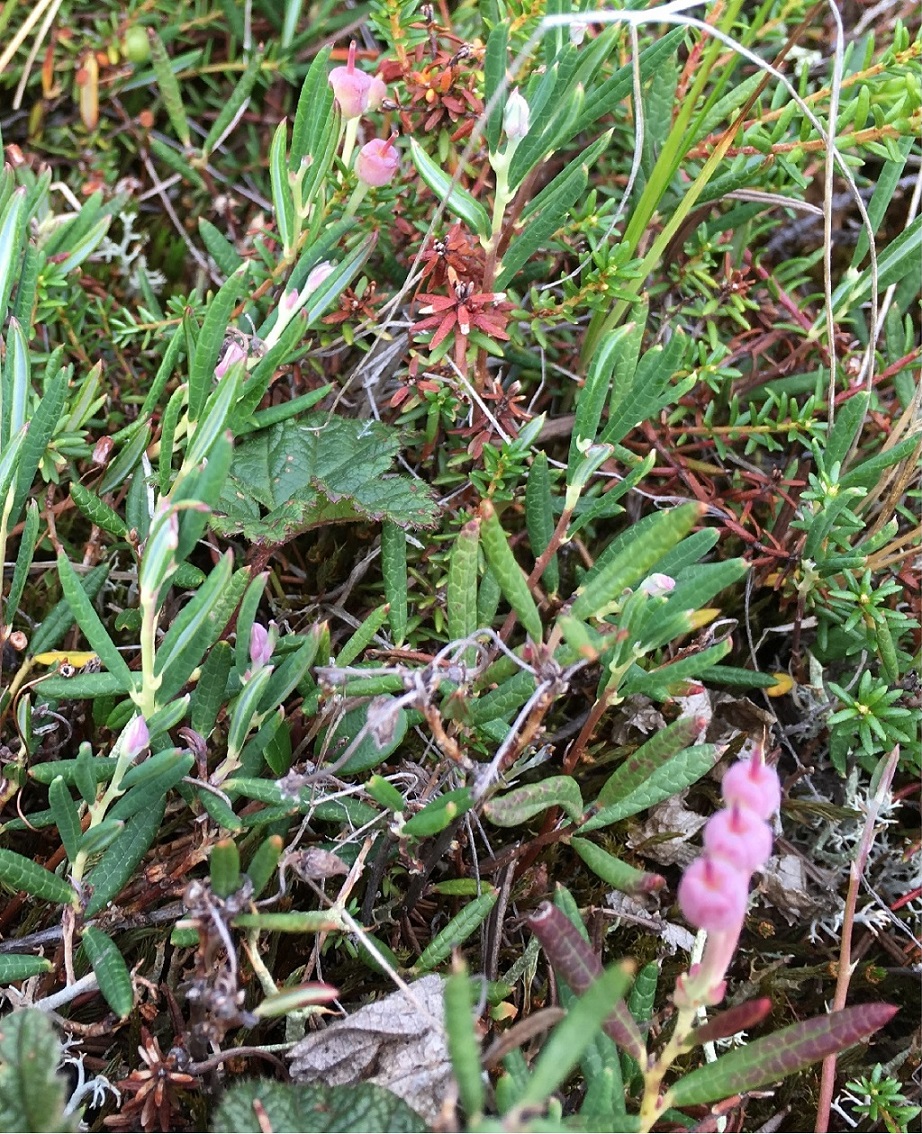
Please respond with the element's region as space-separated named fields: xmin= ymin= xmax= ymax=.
xmin=328 ymin=42 xmax=399 ymax=188
xmin=675 ymin=748 xmax=781 ymax=1007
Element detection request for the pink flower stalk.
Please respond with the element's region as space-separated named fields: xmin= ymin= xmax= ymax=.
xmin=328 ymin=42 xmax=386 ymax=120
xmin=675 ymin=748 xmax=782 ymax=1009
xmin=355 ymin=134 xmax=399 ymax=187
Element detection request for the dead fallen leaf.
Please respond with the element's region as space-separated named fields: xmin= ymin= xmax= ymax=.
xmin=288 ymin=975 xmax=452 ymax=1125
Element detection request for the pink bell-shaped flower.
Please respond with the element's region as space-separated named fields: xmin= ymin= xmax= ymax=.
xmin=678 ymin=854 xmax=749 ymax=933
xmin=328 ymin=42 xmax=386 ymax=120
xmin=703 ymin=803 xmax=773 ymax=873
xmin=721 ymin=750 xmax=781 ymax=820
xmin=355 ymin=134 xmax=399 ymax=187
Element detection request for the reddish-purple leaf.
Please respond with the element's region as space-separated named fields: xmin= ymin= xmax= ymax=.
xmin=668 ymin=1002 xmax=898 ymax=1108
xmin=690 ymin=998 xmax=773 ymax=1047
xmin=528 ymin=902 xmax=646 ymax=1062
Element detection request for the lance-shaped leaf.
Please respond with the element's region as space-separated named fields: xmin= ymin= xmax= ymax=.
xmin=84 ymin=801 xmax=165 ymax=917
xmin=408 ymin=138 xmax=491 ymax=239
xmin=0 ymin=849 xmax=75 ymax=906
xmin=0 ymin=1008 xmax=70 ymax=1133
xmin=447 ymin=517 xmax=480 ymax=646
xmin=479 ymin=500 xmax=542 ymax=642
xmin=82 ymin=927 xmax=134 ymax=1018
xmin=594 ymin=716 xmax=705 ymax=811
xmin=485 ymin=776 xmax=583 ymax=827
xmin=528 ymin=901 xmax=645 ymax=1062
xmin=668 ymin=1003 xmax=898 ymax=1108
xmin=0 ymin=956 xmax=54 ymax=983
xmin=690 ymin=999 xmax=773 ymax=1048
xmin=570 ymin=838 xmax=665 ymax=896
xmin=414 ymin=889 xmax=498 ymax=972
xmin=569 ymin=503 xmax=704 ymax=622
xmin=580 ymin=744 xmax=719 ymax=832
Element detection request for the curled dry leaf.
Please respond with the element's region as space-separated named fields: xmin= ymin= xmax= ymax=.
xmin=288 ymin=975 xmax=451 ymax=1125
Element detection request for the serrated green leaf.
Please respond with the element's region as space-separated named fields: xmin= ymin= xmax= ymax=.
xmin=82 ymin=927 xmax=133 ymax=1018
xmin=0 ymin=848 xmax=75 ymax=906
xmin=212 ymin=1081 xmax=427 ymax=1133
xmin=215 ymin=415 xmax=439 ymax=542
xmin=485 ymin=776 xmax=583 ymax=827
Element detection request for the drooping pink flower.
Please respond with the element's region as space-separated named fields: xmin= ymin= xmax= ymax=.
xmin=355 ymin=134 xmax=399 ymax=187
xmin=721 ymin=751 xmax=781 ymax=820
xmin=328 ymin=42 xmax=386 ymax=120
xmin=678 ymin=854 xmax=749 ymax=933
xmin=703 ymin=803 xmax=773 ymax=873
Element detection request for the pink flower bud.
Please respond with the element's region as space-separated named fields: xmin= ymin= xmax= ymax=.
xmin=123 ymin=715 xmax=150 ymax=760
xmin=721 ymin=751 xmax=781 ymax=820
xmin=328 ymin=42 xmax=387 ymax=120
xmin=303 ymin=260 xmax=336 ymax=299
xmin=640 ymin=573 xmax=675 ymax=597
xmin=215 ymin=339 xmax=247 ymax=379
xmin=678 ymin=854 xmax=749 ymax=932
xmin=503 ymin=89 xmax=531 ymax=141
xmin=703 ymin=803 xmax=773 ymax=873
xmin=355 ymin=134 xmax=399 ymax=187
xmin=249 ymin=622 xmax=273 ymax=669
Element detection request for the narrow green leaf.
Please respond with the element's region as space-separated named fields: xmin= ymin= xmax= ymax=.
xmin=414 ymin=888 xmax=498 ymax=972
xmin=484 ymin=23 xmax=509 ymax=154
xmin=525 ymin=454 xmax=559 ymax=593
xmin=571 ymin=838 xmax=664 ymax=895
xmin=246 ymin=835 xmax=283 ymax=898
xmin=234 ymin=572 xmax=269 ymax=677
xmin=825 ymin=390 xmax=869 ymax=470
xmin=0 ymin=187 xmax=27 ymax=326
xmin=485 ymin=776 xmax=583 ymax=827
xmin=579 ymin=744 xmax=719 ymax=832
xmin=148 ymin=30 xmax=191 ymax=147
xmin=519 ymin=963 xmax=633 ymax=1106
xmin=380 ymin=521 xmax=408 ymax=647
xmin=447 ymin=517 xmax=480 ymax=645
xmin=402 ymin=789 xmax=473 ymax=838
xmin=444 ymin=967 xmax=485 ymax=1119
xmin=668 ymin=1003 xmax=898 ymax=1108
xmin=3 ymin=500 xmax=39 ymax=626
xmin=13 ymin=366 xmax=68 ymax=519
xmin=408 ymin=138 xmax=491 ymax=239
xmin=69 ymin=483 xmax=129 ymax=539
xmin=49 ymin=777 xmax=82 ymax=864
xmin=568 ymin=321 xmax=631 ymax=479
xmin=290 ymin=46 xmax=335 ymax=170
xmin=202 ymin=50 xmax=263 ymax=158
xmin=188 ymin=268 xmax=246 ymax=423
xmin=336 ymin=605 xmax=390 ymax=667
xmin=82 ymin=927 xmax=134 ymax=1018
xmin=191 ymin=640 xmax=233 ymax=737
xmin=569 ymin=503 xmax=704 ymax=621
xmin=56 ymin=552 xmax=134 ymax=688
xmin=0 ymin=848 xmax=75 ymax=905
xmin=0 ymin=955 xmax=54 ymax=982
xmin=595 ymin=716 xmax=704 ymax=810
xmin=479 ymin=500 xmax=542 ymax=642
xmin=0 ymin=1008 xmax=70 ymax=1132
xmin=84 ymin=801 xmax=165 ymax=917
xmin=210 ymin=838 xmax=242 ymax=899
xmin=270 ymin=120 xmax=297 ymax=255
xmin=199 ymin=218 xmax=243 ymax=275
xmin=601 ymin=331 xmax=690 ymax=449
